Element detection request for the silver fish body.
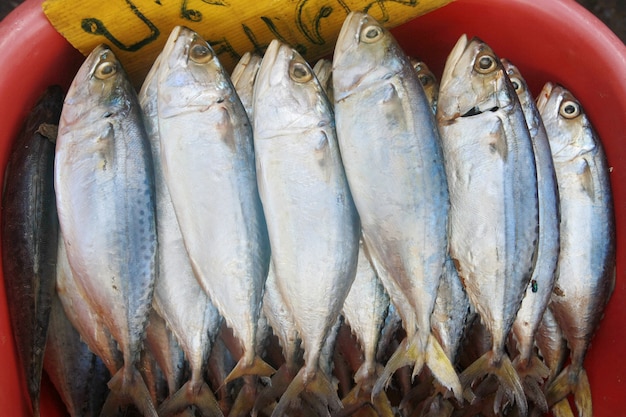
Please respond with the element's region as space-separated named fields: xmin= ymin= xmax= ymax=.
xmin=253 ymin=39 xmax=360 ymax=415
xmin=54 ymin=44 xmax=158 ymax=416
xmin=437 ymin=35 xmax=539 ymax=414
xmin=333 ymin=11 xmax=460 ymax=398
xmin=502 ymin=60 xmax=560 ymax=371
xmin=537 ymin=82 xmax=615 ymax=417
xmin=138 ymin=46 xmax=225 ymax=416
xmin=156 ymin=26 xmax=271 ymax=382
xmin=313 ymin=58 xmax=334 ymax=102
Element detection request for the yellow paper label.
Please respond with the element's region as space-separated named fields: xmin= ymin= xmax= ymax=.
xmin=43 ymin=0 xmax=454 ymax=86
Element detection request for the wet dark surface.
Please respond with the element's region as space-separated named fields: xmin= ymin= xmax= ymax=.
xmin=1 ymin=0 xmax=626 ymax=44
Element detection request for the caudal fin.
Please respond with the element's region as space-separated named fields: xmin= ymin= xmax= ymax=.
xmin=373 ymin=333 xmax=462 ymax=401
xmin=460 ymin=351 xmax=527 ymax=416
xmin=271 ymin=366 xmax=342 ymax=417
xmin=99 ymin=366 xmax=158 ymax=417
xmin=514 ymin=355 xmax=550 ymax=412
xmin=223 ymin=355 xmax=275 ymax=385
xmin=546 ymin=366 xmax=592 ymax=417
xmin=157 ymin=380 xmax=224 ymax=417
xmin=337 ymin=378 xmax=394 ymax=417
xmin=252 ymin=363 xmax=297 ymax=416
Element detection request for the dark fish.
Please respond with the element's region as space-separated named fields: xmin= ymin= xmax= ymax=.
xmin=1 ymin=85 xmax=62 ymax=417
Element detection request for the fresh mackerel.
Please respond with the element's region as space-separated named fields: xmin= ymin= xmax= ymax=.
xmin=156 ymin=26 xmax=272 ymax=384
xmin=437 ymin=36 xmax=539 ymax=415
xmin=252 ymin=39 xmax=360 ymax=416
xmin=333 ymin=12 xmax=461 ymax=399
xmin=54 ymin=44 xmax=158 ymax=416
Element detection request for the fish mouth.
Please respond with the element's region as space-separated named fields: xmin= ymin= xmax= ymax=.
xmin=535 ymin=81 xmax=555 ymax=113
xmin=440 ymin=34 xmax=469 ymax=89
xmin=460 ymin=106 xmax=499 ymax=117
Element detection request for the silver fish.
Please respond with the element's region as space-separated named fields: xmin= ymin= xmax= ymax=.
xmin=54 ymin=44 xmax=158 ymax=417
xmin=231 ymin=52 xmax=262 ymax=120
xmin=55 ymin=236 xmax=123 ymax=376
xmin=156 ymin=26 xmax=272 ymax=384
xmin=1 ymin=85 xmax=61 ymax=417
xmin=503 ymin=60 xmax=559 ymax=368
xmin=252 ymin=39 xmax=360 ymax=415
xmin=313 ymin=58 xmax=334 ymax=102
xmin=410 ymin=58 xmax=439 ymax=113
xmin=537 ymin=82 xmax=615 ymax=417
xmin=44 ymin=293 xmax=110 ymax=417
xmin=333 ymin=11 xmax=461 ymax=399
xmin=437 ymin=35 xmax=539 ymax=415
xmin=138 ymin=45 xmax=225 ymax=417
xmin=340 ymin=240 xmax=393 ymax=417
xmin=252 ymin=263 xmax=303 ymax=416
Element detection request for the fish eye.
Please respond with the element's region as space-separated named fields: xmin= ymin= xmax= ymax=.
xmin=509 ymin=77 xmax=524 ymax=93
xmin=289 ymin=61 xmax=313 ymax=83
xmin=94 ymin=60 xmax=117 ymax=80
xmin=418 ymin=74 xmax=434 ymax=87
xmin=361 ymin=23 xmax=384 ymax=43
xmin=189 ymin=39 xmax=213 ymax=64
xmin=559 ymin=99 xmax=581 ymax=119
xmin=474 ymin=53 xmax=497 ymax=74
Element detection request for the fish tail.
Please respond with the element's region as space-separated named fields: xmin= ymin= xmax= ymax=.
xmin=425 ymin=333 xmax=463 ymax=401
xmin=252 ymin=363 xmax=296 ymax=416
xmin=228 ymin=375 xmax=259 ymax=417
xmin=337 ymin=381 xmax=394 ymax=417
xmin=460 ymin=351 xmax=527 ymax=416
xmin=372 ymin=336 xmax=420 ymax=396
xmin=514 ymin=355 xmax=550 ymax=412
xmin=420 ymin=393 xmax=455 ymax=417
xmin=157 ymin=380 xmax=224 ymax=417
xmin=545 ymin=365 xmax=591 ymax=417
xmin=99 ymin=366 xmax=158 ymax=417
xmin=271 ymin=366 xmax=342 ymax=417
xmin=223 ymin=355 xmax=275 ymax=385
xmin=551 ymin=397 xmax=575 ymax=417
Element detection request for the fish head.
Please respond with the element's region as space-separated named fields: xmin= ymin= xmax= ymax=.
xmin=536 ymin=82 xmax=596 ymax=159
xmin=253 ymin=39 xmax=332 ymax=137
xmin=437 ymin=36 xmax=516 ymax=123
xmin=501 ymin=59 xmax=530 ymax=106
xmin=157 ymin=26 xmax=233 ymax=118
xmin=332 ymin=12 xmax=405 ymax=101
xmin=410 ymin=58 xmax=439 ymax=111
xmin=60 ymin=45 xmax=132 ymax=129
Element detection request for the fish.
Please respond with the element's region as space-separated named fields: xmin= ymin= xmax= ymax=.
xmin=436 ymin=35 xmax=539 ymax=415
xmin=312 ymin=58 xmax=334 ymax=102
xmin=252 ymin=263 xmax=304 ymax=416
xmin=339 ymin=240 xmax=393 ymax=417
xmin=54 ymin=44 xmax=158 ymax=416
xmin=230 ymin=52 xmax=263 ymax=120
xmin=44 ymin=292 xmax=110 ymax=417
xmin=156 ymin=26 xmax=272 ymax=385
xmin=252 ymin=38 xmax=360 ymax=415
xmin=536 ymin=82 xmax=616 ymax=417
xmin=138 ymin=45 xmax=225 ymax=417
xmin=1 ymin=85 xmax=62 ymax=417
xmin=410 ymin=58 xmax=439 ymax=113
xmin=332 ymin=11 xmax=461 ymax=400
xmin=501 ymin=59 xmax=560 ymax=412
